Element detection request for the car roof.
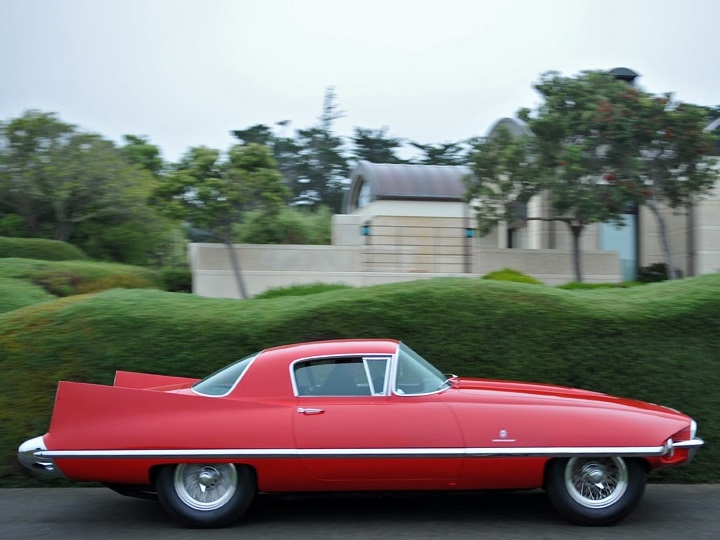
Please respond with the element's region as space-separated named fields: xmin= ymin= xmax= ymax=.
xmin=262 ymin=339 xmax=400 ymax=358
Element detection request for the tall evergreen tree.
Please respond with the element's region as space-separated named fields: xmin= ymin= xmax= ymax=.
xmin=409 ymin=140 xmax=470 ymax=165
xmin=351 ymin=127 xmax=405 ymax=164
xmin=290 ymin=87 xmax=349 ymax=211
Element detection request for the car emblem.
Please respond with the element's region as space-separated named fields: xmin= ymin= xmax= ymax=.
xmin=492 ymin=429 xmax=516 ymax=443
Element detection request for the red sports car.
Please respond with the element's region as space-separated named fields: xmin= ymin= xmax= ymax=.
xmin=19 ymin=339 xmax=703 ymax=528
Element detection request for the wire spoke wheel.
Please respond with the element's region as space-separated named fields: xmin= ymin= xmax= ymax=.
xmin=174 ymin=464 xmax=238 ymax=511
xmin=157 ymin=463 xmax=256 ymax=527
xmin=565 ymin=457 xmax=628 ymax=508
xmin=546 ymin=456 xmax=646 ymax=525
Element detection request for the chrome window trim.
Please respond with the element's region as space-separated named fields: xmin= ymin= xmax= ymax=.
xmin=363 ymin=360 xmax=376 ymax=395
xmin=290 ymin=353 xmax=393 ymax=397
xmin=36 ymin=439 xmax=703 ymax=460
xmin=364 ymin=357 xmax=391 ymax=395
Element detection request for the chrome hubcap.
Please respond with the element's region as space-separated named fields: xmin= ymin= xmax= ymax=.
xmin=564 ymin=457 xmax=628 ymax=509
xmin=173 ymin=464 xmax=238 ymax=511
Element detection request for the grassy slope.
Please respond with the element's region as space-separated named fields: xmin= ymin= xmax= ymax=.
xmin=1 ymin=275 xmax=718 ymax=485
xmin=0 ymin=278 xmax=55 ymax=314
xmin=0 ymin=258 xmax=160 ymax=296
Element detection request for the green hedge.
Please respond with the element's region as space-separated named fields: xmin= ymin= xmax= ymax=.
xmin=1 ymin=275 xmax=718 ymax=486
xmin=0 ymin=237 xmax=88 ymax=261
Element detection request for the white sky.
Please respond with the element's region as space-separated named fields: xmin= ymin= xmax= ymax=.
xmin=2 ymin=0 xmax=718 ymax=162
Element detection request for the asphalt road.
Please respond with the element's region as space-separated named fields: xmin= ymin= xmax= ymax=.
xmin=1 ymin=485 xmax=718 ymax=539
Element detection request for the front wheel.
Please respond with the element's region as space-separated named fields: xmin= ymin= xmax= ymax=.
xmin=156 ymin=463 xmax=256 ymax=528
xmin=545 ymin=457 xmax=646 ymax=525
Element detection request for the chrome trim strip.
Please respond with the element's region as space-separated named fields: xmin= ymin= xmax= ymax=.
xmin=37 ymin=443 xmax=679 ymax=460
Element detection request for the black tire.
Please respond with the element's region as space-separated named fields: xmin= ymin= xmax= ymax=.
xmin=156 ymin=463 xmax=256 ymax=528
xmin=545 ymin=457 xmax=646 ymax=526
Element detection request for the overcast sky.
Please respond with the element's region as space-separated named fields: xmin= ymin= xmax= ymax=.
xmin=2 ymin=0 xmax=718 ymax=162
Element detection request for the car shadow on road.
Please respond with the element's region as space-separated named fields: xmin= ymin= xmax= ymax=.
xmin=245 ymin=489 xmax=558 ymax=525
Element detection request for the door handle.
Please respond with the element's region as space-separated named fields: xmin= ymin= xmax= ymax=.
xmin=297 ymin=407 xmax=324 ymax=415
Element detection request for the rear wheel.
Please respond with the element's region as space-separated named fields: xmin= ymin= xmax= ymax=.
xmin=156 ymin=463 xmax=255 ymax=528
xmin=546 ymin=457 xmax=646 ymax=525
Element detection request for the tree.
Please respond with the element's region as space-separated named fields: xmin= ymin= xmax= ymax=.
xmin=121 ymin=135 xmax=164 ymax=176
xmin=610 ymin=92 xmax=718 ymax=278
xmin=409 ymin=140 xmax=471 ymax=165
xmin=0 ymin=110 xmax=73 ymax=235
xmin=350 ymin=127 xmax=405 ymax=164
xmin=231 ymin=123 xmax=305 ymax=206
xmin=0 ymin=110 xmax=161 ymax=254
xmin=154 ymin=144 xmax=289 ymax=298
xmin=231 ymin=89 xmax=350 ymax=212
xmin=468 ymin=72 xmax=633 ymax=282
xmin=291 ymin=88 xmax=349 ymax=211
xmin=465 ymin=126 xmax=539 ymax=236
xmin=520 ymin=71 xmax=643 ymax=281
xmin=469 ymin=71 xmax=717 ymax=282
xmin=231 ymin=124 xmax=275 ymax=147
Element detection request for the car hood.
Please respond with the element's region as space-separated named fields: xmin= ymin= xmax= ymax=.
xmin=453 ymin=377 xmax=683 ymax=418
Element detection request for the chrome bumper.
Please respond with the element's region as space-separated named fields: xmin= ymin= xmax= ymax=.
xmin=668 ymin=437 xmax=704 ymax=464
xmin=18 ymin=435 xmax=63 ymax=477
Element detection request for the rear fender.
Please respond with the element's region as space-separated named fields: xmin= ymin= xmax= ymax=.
xmin=45 ymin=381 xmax=294 ymax=451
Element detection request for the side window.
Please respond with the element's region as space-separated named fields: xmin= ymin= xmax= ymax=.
xmin=394 ymin=343 xmax=447 ymax=395
xmin=294 ymin=357 xmax=388 ymax=396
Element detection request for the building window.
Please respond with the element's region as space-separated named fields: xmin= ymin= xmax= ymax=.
xmin=507 ymin=226 xmax=527 ymax=249
xmin=600 ymin=213 xmax=638 ymax=281
xmin=357 ymin=179 xmax=371 ymax=209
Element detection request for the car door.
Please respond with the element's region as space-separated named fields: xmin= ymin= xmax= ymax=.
xmin=292 ymin=355 xmax=463 ymax=487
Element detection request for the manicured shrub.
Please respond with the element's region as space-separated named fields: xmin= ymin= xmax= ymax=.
xmin=237 ymin=207 xmax=332 ymax=245
xmin=158 ymin=267 xmax=193 ymax=293
xmin=637 ymin=262 xmax=683 ymax=283
xmin=482 ymin=268 xmax=543 ymax=285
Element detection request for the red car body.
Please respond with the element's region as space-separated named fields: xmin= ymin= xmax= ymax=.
xmin=19 ymin=339 xmax=703 ymax=527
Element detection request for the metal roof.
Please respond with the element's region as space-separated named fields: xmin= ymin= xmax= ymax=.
xmin=345 ymin=161 xmax=471 ymax=212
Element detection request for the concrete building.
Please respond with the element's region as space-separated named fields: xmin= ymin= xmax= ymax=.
xmin=191 ymin=138 xmax=719 ymax=299
xmin=190 ymin=161 xmax=624 ymax=299
xmin=190 ymin=68 xmax=719 ymax=299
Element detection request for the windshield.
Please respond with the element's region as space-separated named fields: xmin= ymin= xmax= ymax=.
xmin=192 ymin=353 xmax=258 ymax=396
xmin=394 ymin=343 xmax=449 ymax=395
